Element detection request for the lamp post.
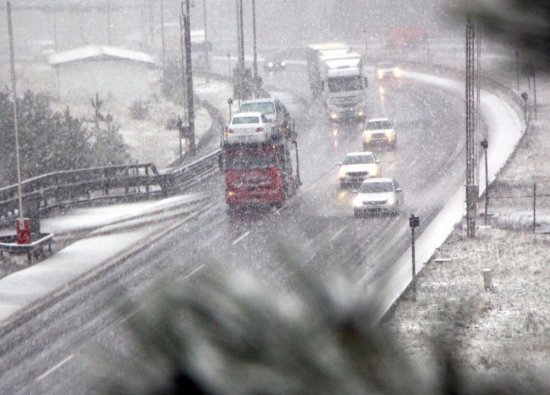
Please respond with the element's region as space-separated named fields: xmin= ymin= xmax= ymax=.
xmin=409 ymin=214 xmax=420 ymax=302
xmin=481 ymin=138 xmax=489 ymax=225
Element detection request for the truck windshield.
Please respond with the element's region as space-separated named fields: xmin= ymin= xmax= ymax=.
xmin=225 ymin=151 xmax=278 ymax=170
xmin=328 ymin=76 xmax=362 ymax=92
xmin=239 ymin=102 xmax=275 ymax=116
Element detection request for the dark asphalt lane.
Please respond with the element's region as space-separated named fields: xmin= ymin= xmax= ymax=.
xmin=0 ymin=61 xmax=469 ymax=394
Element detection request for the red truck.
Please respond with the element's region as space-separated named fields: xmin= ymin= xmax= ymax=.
xmin=222 ymin=136 xmax=300 ymax=208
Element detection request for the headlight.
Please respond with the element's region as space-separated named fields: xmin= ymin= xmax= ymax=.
xmin=330 ymin=112 xmax=338 ymax=119
xmin=377 ymin=69 xmax=384 ymax=79
xmin=358 ymin=110 xmax=364 ymax=117
xmin=353 ymin=197 xmax=363 ymax=208
xmin=339 ymin=168 xmax=347 ymax=178
xmin=268 ymin=62 xmax=274 ymax=67
xmin=363 ymin=133 xmax=371 ymax=142
xmin=379 ymin=86 xmax=385 ymax=95
xmin=387 ymin=195 xmax=395 ymax=206
xmin=385 ymin=130 xmax=394 ymax=140
xmin=393 ymin=67 xmax=402 ymax=78
xmin=281 ymin=61 xmax=286 ymax=66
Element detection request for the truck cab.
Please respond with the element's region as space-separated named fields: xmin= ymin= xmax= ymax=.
xmin=321 ymin=54 xmax=368 ymax=121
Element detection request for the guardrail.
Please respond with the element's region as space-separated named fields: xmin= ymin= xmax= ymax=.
xmin=0 ymin=149 xmax=223 ymax=227
xmin=0 ymin=163 xmax=162 ymax=226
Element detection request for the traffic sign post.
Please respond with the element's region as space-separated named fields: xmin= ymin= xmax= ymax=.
xmin=409 ymin=214 xmax=420 ymax=302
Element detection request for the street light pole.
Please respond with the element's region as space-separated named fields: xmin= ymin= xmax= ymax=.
xmin=481 ymin=138 xmax=489 ymax=225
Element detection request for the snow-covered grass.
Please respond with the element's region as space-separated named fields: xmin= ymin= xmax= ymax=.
xmin=389 ymin=69 xmax=550 ymax=384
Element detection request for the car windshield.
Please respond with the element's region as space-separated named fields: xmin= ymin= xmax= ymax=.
xmin=366 ymin=120 xmax=392 ymax=129
xmin=359 ymin=182 xmax=394 ymax=193
xmin=343 ymin=154 xmax=374 ymax=165
xmin=232 ymin=116 xmax=260 ymax=125
xmin=327 ymin=76 xmax=363 ymax=92
xmin=240 ymin=102 xmax=276 ymax=115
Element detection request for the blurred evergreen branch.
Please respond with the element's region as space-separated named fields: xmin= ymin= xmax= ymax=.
xmin=95 ymin=244 xmax=548 ymax=395
xmin=450 ymin=0 xmax=550 ymax=65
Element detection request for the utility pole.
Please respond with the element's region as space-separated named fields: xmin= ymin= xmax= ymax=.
xmin=183 ymin=0 xmax=196 ymax=155
xmin=7 ymin=1 xmax=30 ymax=244
xmin=465 ymin=17 xmax=478 ymax=238
xmin=160 ymin=0 xmax=165 ymax=64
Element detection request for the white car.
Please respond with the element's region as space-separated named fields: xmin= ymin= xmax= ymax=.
xmin=338 ymin=152 xmax=381 ymax=188
xmin=377 ymin=62 xmax=402 ymax=80
xmin=225 ymin=112 xmax=273 ymax=144
xmin=363 ymin=118 xmax=396 ymax=149
xmin=353 ymin=178 xmax=404 ymax=216
xmin=239 ymin=98 xmax=292 ymax=137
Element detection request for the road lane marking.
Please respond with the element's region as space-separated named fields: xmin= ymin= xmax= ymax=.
xmin=232 ymin=231 xmax=250 ymax=245
xmin=330 ymin=226 xmax=347 ymax=242
xmin=119 ymin=264 xmax=206 ymax=324
xmin=405 ymin=160 xmax=417 ymax=170
xmin=36 ymin=354 xmax=74 ymax=382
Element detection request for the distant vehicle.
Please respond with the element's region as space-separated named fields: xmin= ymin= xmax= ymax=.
xmin=225 ymin=112 xmax=273 ymax=145
xmin=264 ymin=56 xmax=287 ymax=71
xmin=338 ymin=152 xmax=381 ymax=188
xmin=353 ymin=178 xmax=404 ymax=217
xmin=387 ymin=26 xmax=427 ymax=48
xmin=363 ymin=118 xmax=396 ymax=149
xmin=239 ymin=98 xmax=293 ymax=138
xmin=377 ymin=62 xmax=402 ymax=80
